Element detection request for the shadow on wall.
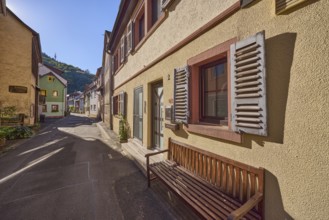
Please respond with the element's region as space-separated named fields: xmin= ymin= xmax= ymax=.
xmin=265 ymin=170 xmax=294 ymax=220
xmin=242 ymin=32 xmax=297 ymax=148
xmin=278 ymin=0 xmax=320 ymax=15
xmin=172 ymin=124 xmax=189 ymax=139
xmin=168 ymin=0 xmax=181 ymax=12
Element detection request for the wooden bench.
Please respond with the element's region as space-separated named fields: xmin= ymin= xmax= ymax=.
xmin=145 ymin=138 xmax=264 ymax=220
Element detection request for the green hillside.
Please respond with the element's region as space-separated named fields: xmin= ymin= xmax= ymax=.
xmin=42 ymin=53 xmax=94 ymax=93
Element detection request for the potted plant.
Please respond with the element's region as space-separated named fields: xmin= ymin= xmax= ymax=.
xmin=118 ymin=114 xmax=128 ymax=143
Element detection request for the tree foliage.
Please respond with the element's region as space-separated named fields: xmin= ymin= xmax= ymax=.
xmin=42 ymin=53 xmax=95 ymax=93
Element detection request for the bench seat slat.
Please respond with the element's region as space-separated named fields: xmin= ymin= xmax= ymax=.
xmin=150 ymin=162 xmax=215 ymax=219
xmin=168 ymin=161 xmax=261 ymax=220
xmin=155 ymin=162 xmax=229 ymax=219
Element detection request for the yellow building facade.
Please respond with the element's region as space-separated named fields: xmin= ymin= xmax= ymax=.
xmin=107 ymin=0 xmax=329 ymax=219
xmin=0 ymin=7 xmax=42 ymax=125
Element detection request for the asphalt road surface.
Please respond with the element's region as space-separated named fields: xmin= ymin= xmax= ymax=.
xmin=0 ymin=115 xmax=199 ymax=220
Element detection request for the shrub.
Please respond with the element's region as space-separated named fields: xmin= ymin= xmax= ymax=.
xmin=119 ymin=115 xmax=128 ymax=142
xmin=0 ymin=126 xmax=33 ymax=140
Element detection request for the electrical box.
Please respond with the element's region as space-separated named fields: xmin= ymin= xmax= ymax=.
xmin=165 ymin=105 xmax=173 ymax=121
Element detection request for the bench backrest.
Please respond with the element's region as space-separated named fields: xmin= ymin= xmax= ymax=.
xmin=168 ymin=138 xmax=264 ymax=205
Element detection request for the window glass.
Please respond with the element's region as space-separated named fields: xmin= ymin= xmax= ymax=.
xmin=53 ymin=90 xmax=58 ymax=97
xmin=40 ymin=90 xmax=47 ymax=96
xmin=202 ymin=60 xmax=228 ymax=120
xmin=152 ymin=0 xmax=161 ymax=25
xmin=139 ymin=14 xmax=145 ymax=41
xmin=51 ymin=105 xmax=59 ymax=112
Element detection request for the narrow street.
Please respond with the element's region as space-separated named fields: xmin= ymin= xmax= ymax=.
xmin=0 ymin=115 xmax=196 ymax=220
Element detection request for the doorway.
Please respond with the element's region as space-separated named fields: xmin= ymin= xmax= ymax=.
xmin=152 ymin=82 xmax=164 ymax=149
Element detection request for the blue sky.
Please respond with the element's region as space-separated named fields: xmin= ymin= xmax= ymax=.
xmin=7 ymin=0 xmax=121 ymax=74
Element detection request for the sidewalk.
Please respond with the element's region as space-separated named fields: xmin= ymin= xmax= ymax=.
xmin=96 ymin=122 xmax=164 ymax=176
xmin=96 ymin=121 xmax=200 ymax=220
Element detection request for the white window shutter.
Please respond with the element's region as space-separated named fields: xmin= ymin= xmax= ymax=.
xmin=174 ymin=66 xmax=189 ymax=124
xmin=119 ymin=92 xmax=126 ymax=116
xmin=120 ymin=36 xmax=125 ymax=63
xmin=127 ymin=21 xmax=134 ymax=54
xmin=230 ymin=31 xmax=267 ymax=136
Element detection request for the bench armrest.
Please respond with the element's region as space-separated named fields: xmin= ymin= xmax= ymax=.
xmin=227 ymin=192 xmax=263 ymax=220
xmin=145 ymin=149 xmax=169 ymax=187
xmin=145 ymin=149 xmax=169 ymax=158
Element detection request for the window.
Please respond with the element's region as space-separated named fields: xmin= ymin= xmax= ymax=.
xmin=9 ymin=86 xmax=27 ymax=93
xmin=40 ymin=90 xmax=47 ymax=96
xmin=131 ymin=1 xmax=165 ymax=51
xmin=200 ymin=59 xmax=228 ymax=124
xmin=112 ymin=92 xmax=126 ymax=116
xmin=176 ymin=32 xmax=267 ymax=142
xmin=151 ymin=0 xmax=161 ymax=25
xmin=48 ymin=76 xmax=55 ymax=82
xmin=138 ymin=13 xmax=145 ymax=42
xmin=42 ymin=105 xmax=47 ymax=112
xmin=52 ymin=90 xmax=58 ymax=97
xmin=51 ymin=105 xmax=59 ymax=112
xmin=114 ymin=50 xmax=119 ymax=73
xmin=112 ymin=96 xmax=118 ymax=115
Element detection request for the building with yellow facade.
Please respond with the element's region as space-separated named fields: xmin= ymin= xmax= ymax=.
xmin=0 ymin=2 xmax=42 ymax=125
xmin=103 ymin=0 xmax=329 ymax=219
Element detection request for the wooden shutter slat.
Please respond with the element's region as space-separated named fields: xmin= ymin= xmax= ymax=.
xmin=236 ymin=69 xmax=260 ymax=77
xmin=235 ymin=75 xmax=260 ymax=83
xmin=236 ymin=112 xmax=261 ymax=117
xmin=235 ymin=50 xmax=259 ymax=61
xmin=235 ymin=81 xmax=260 ymax=88
xmin=231 ymin=31 xmax=267 ymax=136
xmin=235 ymin=56 xmax=260 ymax=67
xmin=237 ymin=123 xmax=262 ymax=129
xmin=236 ymin=106 xmax=261 ymax=110
xmin=236 ymin=93 xmax=261 ymax=99
xmin=237 ymin=118 xmax=262 ymax=123
xmin=235 ymin=62 xmax=260 ymax=72
xmin=235 ymin=43 xmax=259 ymax=55
xmin=236 ymin=87 xmax=260 ymax=93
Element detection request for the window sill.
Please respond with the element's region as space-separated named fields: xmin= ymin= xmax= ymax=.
xmin=186 ymin=123 xmax=241 ymax=143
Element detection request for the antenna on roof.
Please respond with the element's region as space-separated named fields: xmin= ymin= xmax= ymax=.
xmin=54 ymin=53 xmax=57 ymax=61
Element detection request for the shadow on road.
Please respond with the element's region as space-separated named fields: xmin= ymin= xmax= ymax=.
xmin=0 ymin=115 xmax=200 ymax=220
